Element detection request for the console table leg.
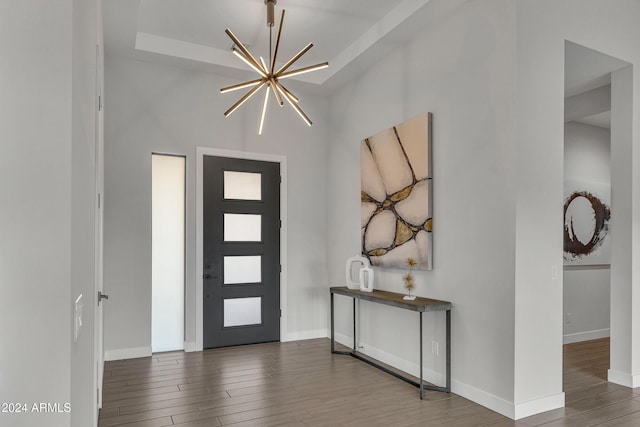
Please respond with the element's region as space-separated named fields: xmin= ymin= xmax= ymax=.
xmin=446 ymin=309 xmax=451 ymax=392
xmin=420 ymin=311 xmax=424 ymax=399
xmin=352 ymin=298 xmax=357 ymax=352
xmin=330 ymin=292 xmax=335 ymax=353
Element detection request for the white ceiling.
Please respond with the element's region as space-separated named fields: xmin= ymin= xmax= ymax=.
xmin=564 ymin=41 xmax=629 ymax=98
xmin=103 ymin=2 xmax=630 ymax=124
xmin=576 ymin=111 xmax=611 ymax=129
xmin=103 ymin=0 xmax=432 ymax=90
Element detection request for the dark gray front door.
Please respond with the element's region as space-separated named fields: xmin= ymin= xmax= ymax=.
xmin=203 ymin=156 xmax=280 ymax=348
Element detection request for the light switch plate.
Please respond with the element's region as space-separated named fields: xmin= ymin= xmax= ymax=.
xmin=74 ymin=294 xmax=83 ymax=342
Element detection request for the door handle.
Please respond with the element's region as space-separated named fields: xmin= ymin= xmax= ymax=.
xmin=98 ymin=291 xmax=109 ymax=304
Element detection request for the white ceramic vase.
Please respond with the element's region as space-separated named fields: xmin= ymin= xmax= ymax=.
xmin=345 ymin=255 xmax=370 ymax=290
xmin=359 ymin=266 xmax=374 ymax=292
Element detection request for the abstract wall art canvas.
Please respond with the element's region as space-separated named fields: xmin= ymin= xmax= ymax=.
xmin=563 ymin=180 xmax=611 ymax=266
xmin=361 ymin=113 xmax=433 ymax=270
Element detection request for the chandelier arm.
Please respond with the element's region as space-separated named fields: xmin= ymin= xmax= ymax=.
xmin=270 ymin=10 xmax=285 ymax=75
xmin=277 ymin=62 xmax=329 ymax=80
xmin=275 ymin=43 xmax=313 ymax=75
xmin=226 ymin=29 xmax=268 ymax=74
xmin=259 ymin=57 xmax=269 ymax=74
xmin=233 ymin=48 xmax=268 ymax=77
xmin=220 ymin=78 xmax=264 ymax=94
xmin=275 ymin=81 xmax=299 ymax=103
xmin=258 ymin=84 xmax=271 ymax=135
xmin=270 ymin=78 xmax=284 ymax=106
xmin=224 ymin=81 xmax=267 ymax=117
xmin=278 ymin=84 xmax=312 ymax=126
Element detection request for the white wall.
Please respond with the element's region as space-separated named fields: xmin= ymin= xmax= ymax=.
xmin=71 ymin=0 xmax=102 ymax=425
xmin=563 ymin=122 xmax=610 ymax=343
xmin=0 ymin=1 xmax=101 ymax=426
xmin=609 ymin=64 xmax=637 ymax=387
xmin=515 ymin=0 xmax=640 ymax=409
xmin=329 ymin=0 xmax=640 ymax=419
xmin=0 ymin=3 xmax=72 ymax=426
xmin=103 ymin=56 xmax=329 ymax=358
xmin=328 ymin=0 xmax=518 ymax=416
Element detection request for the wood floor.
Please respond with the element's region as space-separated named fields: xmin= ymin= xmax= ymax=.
xmin=99 ymin=337 xmax=639 ymax=427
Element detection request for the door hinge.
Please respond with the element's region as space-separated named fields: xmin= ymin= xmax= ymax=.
xmin=98 ymin=193 xmax=101 ymax=209
xmin=279 ymin=265 xmax=282 ymax=273
xmin=98 ymin=291 xmax=109 ymax=305
xmin=98 ymin=95 xmax=102 ymax=111
xmin=280 ymin=309 xmax=282 ymax=318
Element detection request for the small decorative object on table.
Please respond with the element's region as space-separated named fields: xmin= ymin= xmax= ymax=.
xmin=359 ymin=266 xmax=374 ymax=292
xmin=345 ymin=255 xmax=370 ymax=290
xmin=403 ymin=257 xmax=417 ymax=300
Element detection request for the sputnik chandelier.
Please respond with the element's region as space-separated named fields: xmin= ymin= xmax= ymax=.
xmin=221 ymin=0 xmax=328 ymax=135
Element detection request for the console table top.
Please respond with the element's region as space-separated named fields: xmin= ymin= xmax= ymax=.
xmin=330 ymin=286 xmax=451 ymax=312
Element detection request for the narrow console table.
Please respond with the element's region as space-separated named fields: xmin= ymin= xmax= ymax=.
xmin=330 ymin=286 xmax=451 ymax=399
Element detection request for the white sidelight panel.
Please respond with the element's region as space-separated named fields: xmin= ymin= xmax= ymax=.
xmin=152 ymin=154 xmax=185 ymax=352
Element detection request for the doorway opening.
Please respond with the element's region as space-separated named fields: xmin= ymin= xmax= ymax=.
xmin=563 ymin=41 xmax=633 ymax=394
xmin=152 ymin=154 xmax=186 ymax=352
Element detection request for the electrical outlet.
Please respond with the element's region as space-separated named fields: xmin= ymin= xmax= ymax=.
xmin=551 ymin=265 xmax=559 ymax=280
xmin=431 ymin=340 xmax=439 ymax=355
xmin=566 ymin=312 xmax=572 ymax=324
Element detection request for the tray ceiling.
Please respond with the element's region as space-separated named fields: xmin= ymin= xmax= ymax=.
xmin=103 ymin=0 xmax=432 ymax=87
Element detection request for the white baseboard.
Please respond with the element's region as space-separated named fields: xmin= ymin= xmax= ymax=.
xmin=452 ymin=380 xmax=564 ymax=420
xmin=333 ymin=332 xmax=444 ymax=387
xmin=451 ymin=379 xmax=515 ymax=418
xmin=563 ymin=328 xmax=610 ymax=344
xmin=104 ymin=346 xmax=152 ymax=361
xmin=608 ymin=369 xmax=640 ymax=388
xmin=282 ymin=329 xmax=327 ymax=342
xmin=513 ymin=393 xmax=565 ymax=420
xmin=184 ymin=341 xmax=198 ymax=352
xmin=334 ymin=332 xmax=564 ymax=420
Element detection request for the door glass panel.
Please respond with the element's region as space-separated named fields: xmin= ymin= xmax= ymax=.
xmin=224 ymin=297 xmax=262 ymax=327
xmin=224 ymin=171 xmax=262 ymax=200
xmin=224 ymin=214 xmax=261 ymax=241
xmin=224 ymin=255 xmax=261 ymax=284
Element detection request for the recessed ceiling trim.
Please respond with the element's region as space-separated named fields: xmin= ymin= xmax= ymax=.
xmin=135 ymin=32 xmax=239 ymax=69
xmin=327 ymin=0 xmax=432 ymax=81
xmin=133 ymin=0 xmax=432 ymax=86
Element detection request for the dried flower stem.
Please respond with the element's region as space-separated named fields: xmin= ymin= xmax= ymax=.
xmin=403 ymin=257 xmax=417 ymax=296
